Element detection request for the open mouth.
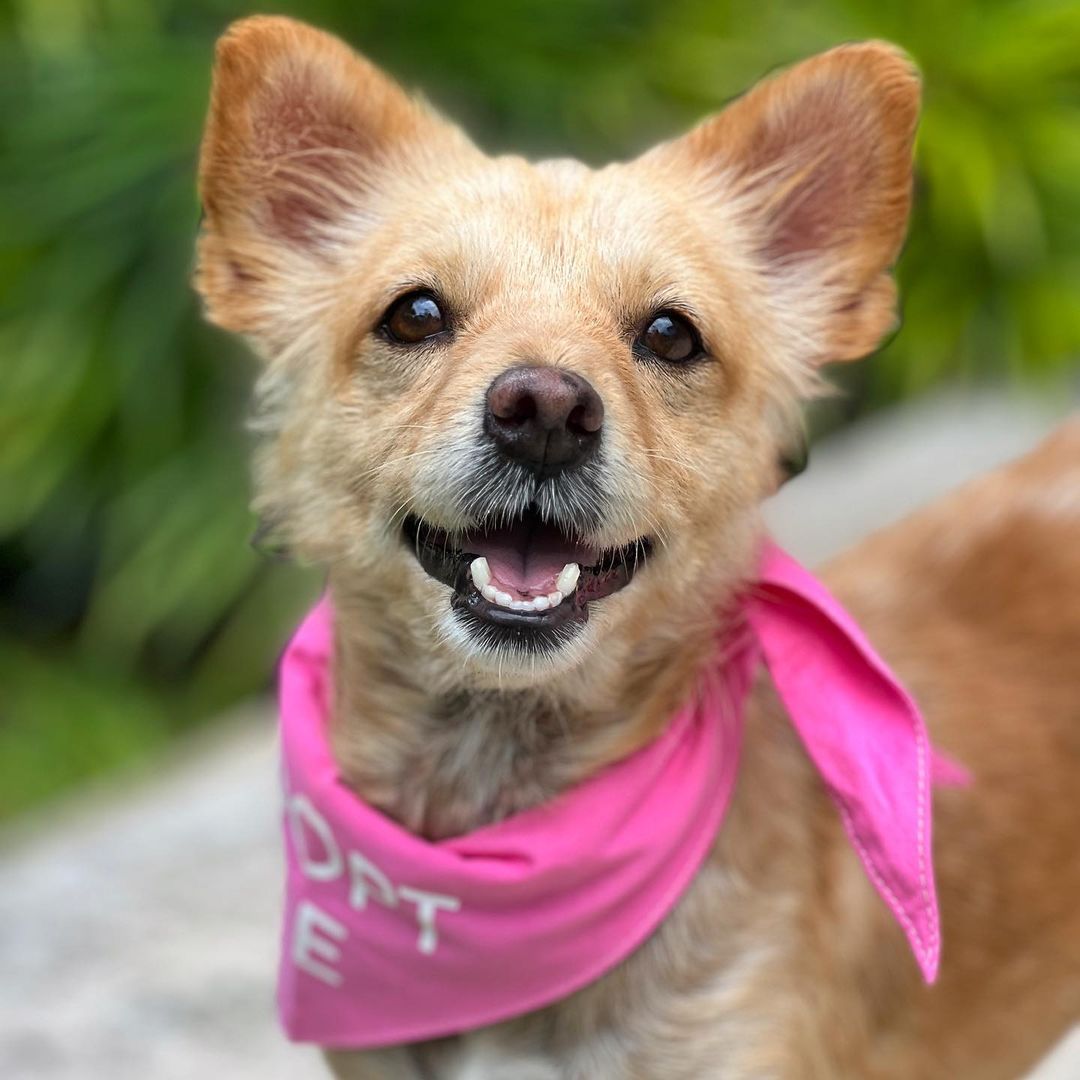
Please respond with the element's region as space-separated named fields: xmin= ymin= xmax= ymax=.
xmin=402 ymin=508 xmax=652 ymax=649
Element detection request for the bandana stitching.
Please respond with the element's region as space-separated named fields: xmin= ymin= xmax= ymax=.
xmin=836 ymin=715 xmax=935 ymax=966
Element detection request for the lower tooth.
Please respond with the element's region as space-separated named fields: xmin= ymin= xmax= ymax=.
xmin=533 ymin=596 xmax=550 ymax=611
xmin=556 ymin=563 xmax=580 ymax=595
xmin=494 ymin=590 xmax=513 ymax=607
xmin=482 ymin=585 xmax=498 ymax=603
xmin=548 ymin=590 xmax=563 ymax=607
xmin=470 ymin=556 xmax=492 ymax=591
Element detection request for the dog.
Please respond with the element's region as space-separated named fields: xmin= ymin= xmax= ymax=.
xmin=194 ymin=16 xmax=1080 ymax=1078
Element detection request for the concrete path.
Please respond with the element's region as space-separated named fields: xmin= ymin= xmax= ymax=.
xmin=1 ymin=387 xmax=1076 ymax=1079
xmin=0 ymin=715 xmax=324 ymax=1080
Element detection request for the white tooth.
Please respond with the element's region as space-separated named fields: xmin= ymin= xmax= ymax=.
xmin=470 ymin=557 xmax=491 ymax=591
xmin=509 ymin=600 xmax=530 ymax=612
xmin=532 ymin=595 xmax=550 ymax=611
xmin=556 ymin=562 xmax=580 ymax=595
xmin=494 ymin=590 xmax=514 ymax=608
xmin=547 ymin=590 xmax=563 ymax=607
xmin=481 ymin=584 xmax=499 ymax=603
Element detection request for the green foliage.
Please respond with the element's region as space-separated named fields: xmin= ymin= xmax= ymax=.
xmin=1 ymin=0 xmax=1078 ymax=816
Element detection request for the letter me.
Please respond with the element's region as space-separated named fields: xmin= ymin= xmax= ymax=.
xmin=292 ymin=900 xmax=347 ymax=987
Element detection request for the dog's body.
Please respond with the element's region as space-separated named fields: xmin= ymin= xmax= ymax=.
xmin=195 ymin=18 xmax=1080 ymax=1077
xmin=324 ymin=425 xmax=1080 ymax=1080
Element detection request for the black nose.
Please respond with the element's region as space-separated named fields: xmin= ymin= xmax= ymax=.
xmin=484 ymin=366 xmax=604 ymax=476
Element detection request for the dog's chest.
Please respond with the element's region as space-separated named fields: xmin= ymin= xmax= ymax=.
xmin=412 ymin=1032 xmax=583 ymax=1080
xmin=326 ymin=859 xmax=796 ymax=1080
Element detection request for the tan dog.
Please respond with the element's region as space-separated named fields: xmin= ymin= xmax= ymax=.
xmin=195 ymin=17 xmax=1080 ymax=1078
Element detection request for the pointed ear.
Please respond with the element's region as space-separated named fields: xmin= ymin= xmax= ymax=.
xmin=646 ymin=42 xmax=920 ymax=364
xmin=195 ymin=16 xmax=466 ymax=335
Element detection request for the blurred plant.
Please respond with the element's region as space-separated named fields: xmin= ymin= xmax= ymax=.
xmin=1 ymin=0 xmax=1077 ymax=817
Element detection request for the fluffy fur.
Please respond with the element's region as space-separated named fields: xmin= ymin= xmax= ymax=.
xmin=195 ymin=17 xmax=1080 ymax=1077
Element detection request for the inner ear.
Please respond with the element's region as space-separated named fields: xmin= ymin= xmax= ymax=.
xmin=743 ymin=82 xmax=890 ymax=264
xmin=241 ymin=63 xmax=377 ymax=247
xmin=645 ymin=42 xmax=920 ymax=364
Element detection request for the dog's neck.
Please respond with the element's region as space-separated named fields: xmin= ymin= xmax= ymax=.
xmin=324 ymin=570 xmax=735 ymax=840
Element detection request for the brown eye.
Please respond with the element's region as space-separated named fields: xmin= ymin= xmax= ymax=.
xmin=382 ymin=290 xmax=448 ymax=344
xmin=637 ymin=311 xmax=702 ymax=364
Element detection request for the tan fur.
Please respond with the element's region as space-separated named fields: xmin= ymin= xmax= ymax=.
xmin=195 ymin=17 xmax=1080 ymax=1077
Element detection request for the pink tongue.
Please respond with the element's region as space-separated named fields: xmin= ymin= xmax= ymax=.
xmin=465 ymin=520 xmax=595 ymax=599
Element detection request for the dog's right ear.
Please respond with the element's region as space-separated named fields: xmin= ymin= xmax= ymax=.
xmin=196 ymin=16 xmax=468 ymax=336
xmin=640 ymin=43 xmax=920 ymax=367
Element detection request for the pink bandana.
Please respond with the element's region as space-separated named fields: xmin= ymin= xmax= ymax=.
xmin=277 ymin=541 xmax=959 ymax=1048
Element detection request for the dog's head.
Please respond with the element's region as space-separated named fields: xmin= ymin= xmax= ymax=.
xmin=196 ymin=17 xmax=918 ymax=685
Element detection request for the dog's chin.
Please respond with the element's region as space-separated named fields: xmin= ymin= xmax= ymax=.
xmin=400 ymin=506 xmax=652 ymax=677
xmin=435 ymin=600 xmax=597 ymax=685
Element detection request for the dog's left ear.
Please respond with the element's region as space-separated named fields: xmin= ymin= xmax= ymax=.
xmin=643 ymin=42 xmax=920 ymax=364
xmin=195 ymin=16 xmax=473 ymax=337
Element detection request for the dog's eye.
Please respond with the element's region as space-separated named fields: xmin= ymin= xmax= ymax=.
xmin=381 ymin=290 xmax=448 ymax=344
xmin=636 ymin=311 xmax=702 ymax=364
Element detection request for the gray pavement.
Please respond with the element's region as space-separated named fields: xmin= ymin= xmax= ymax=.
xmin=2 ymin=386 xmax=1077 ymax=1079
xmin=0 ymin=716 xmax=324 ymax=1080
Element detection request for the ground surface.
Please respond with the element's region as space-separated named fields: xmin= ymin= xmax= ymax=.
xmin=2 ymin=387 xmax=1077 ymax=1079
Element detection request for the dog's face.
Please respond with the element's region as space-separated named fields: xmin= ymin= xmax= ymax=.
xmin=197 ymin=18 xmax=917 ymax=683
